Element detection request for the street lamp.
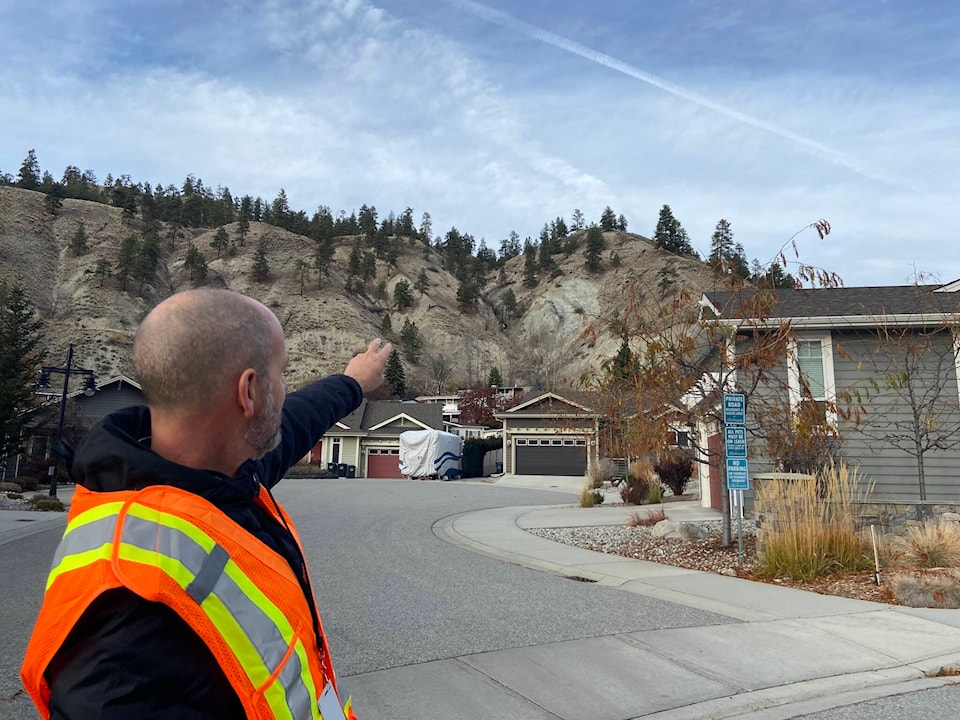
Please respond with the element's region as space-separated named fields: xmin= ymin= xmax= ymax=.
xmin=37 ymin=344 xmax=96 ymax=497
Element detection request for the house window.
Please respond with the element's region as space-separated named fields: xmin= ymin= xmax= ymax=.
xmin=787 ymin=333 xmax=836 ymax=424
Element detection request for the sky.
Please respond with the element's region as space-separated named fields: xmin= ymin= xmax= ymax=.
xmin=2 ymin=0 xmax=958 ymax=287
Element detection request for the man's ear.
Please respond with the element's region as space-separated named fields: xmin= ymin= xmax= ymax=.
xmin=237 ymin=368 xmax=257 ymax=418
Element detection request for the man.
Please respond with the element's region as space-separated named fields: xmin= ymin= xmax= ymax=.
xmin=22 ymin=289 xmax=391 ymax=719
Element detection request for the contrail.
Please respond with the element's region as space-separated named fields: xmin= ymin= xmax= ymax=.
xmin=445 ymin=0 xmax=918 ymax=191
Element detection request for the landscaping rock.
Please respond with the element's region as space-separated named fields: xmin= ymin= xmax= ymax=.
xmin=651 ymin=520 xmax=708 ymax=540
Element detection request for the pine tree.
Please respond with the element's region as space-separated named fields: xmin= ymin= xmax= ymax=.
xmin=381 ymin=313 xmax=393 ymax=335
xmin=653 ymin=205 xmax=697 ymax=257
xmin=17 ymin=149 xmax=41 ymax=190
xmin=523 ymin=239 xmax=538 ymax=287
xmin=393 ymin=279 xmax=414 ymax=311
xmin=414 ymin=268 xmax=429 ymax=295
xmin=487 ymin=366 xmax=503 ymax=387
xmin=312 ymin=238 xmax=334 ymax=289
xmin=252 ymin=240 xmax=270 ymax=282
xmin=399 ymin=318 xmax=424 ymax=364
xmin=72 ymin=220 xmax=88 ymax=256
xmin=0 ymin=281 xmax=45 ymax=459
xmin=600 ymin=206 xmax=617 ymax=231
xmin=584 ymin=225 xmax=605 ymax=272
xmin=384 ymin=349 xmax=406 ymax=398
xmin=95 ymin=259 xmax=112 ymax=287
xmin=116 ymin=236 xmax=139 ymax=291
xmin=211 ymin=226 xmax=229 ymax=259
xmin=296 ymin=259 xmax=311 ymax=296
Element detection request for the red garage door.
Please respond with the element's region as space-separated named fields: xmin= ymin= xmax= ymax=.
xmin=367 ymin=449 xmax=403 ymax=478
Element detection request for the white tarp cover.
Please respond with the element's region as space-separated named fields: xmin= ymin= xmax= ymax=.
xmin=398 ymin=429 xmax=463 ymax=478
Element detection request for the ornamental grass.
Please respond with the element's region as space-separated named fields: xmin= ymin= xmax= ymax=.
xmin=756 ymin=462 xmax=872 ymax=581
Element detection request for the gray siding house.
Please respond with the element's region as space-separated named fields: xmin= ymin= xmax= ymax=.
xmin=703 ymin=283 xmax=960 ymax=504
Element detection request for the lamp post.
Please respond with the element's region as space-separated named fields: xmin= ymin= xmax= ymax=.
xmin=36 ymin=344 xmax=96 ymax=497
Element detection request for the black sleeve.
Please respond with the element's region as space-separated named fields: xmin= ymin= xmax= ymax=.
xmin=47 ymin=589 xmax=245 ymax=720
xmin=258 ymin=373 xmax=363 ymax=488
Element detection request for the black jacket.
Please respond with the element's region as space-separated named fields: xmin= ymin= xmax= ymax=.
xmin=45 ymin=374 xmax=363 ymax=720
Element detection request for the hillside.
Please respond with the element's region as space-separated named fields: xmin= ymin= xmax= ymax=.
xmin=0 ymin=186 xmax=718 ymax=393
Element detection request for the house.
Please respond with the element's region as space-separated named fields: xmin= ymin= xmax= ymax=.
xmin=310 ymin=400 xmax=444 ymax=478
xmin=495 ymin=391 xmax=599 ymax=476
xmin=13 ymin=376 xmax=144 ymax=479
xmin=702 ymin=283 xmax=960 ymax=506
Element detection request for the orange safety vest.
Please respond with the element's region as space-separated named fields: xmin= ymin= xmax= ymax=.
xmin=21 ymin=484 xmax=357 ymax=720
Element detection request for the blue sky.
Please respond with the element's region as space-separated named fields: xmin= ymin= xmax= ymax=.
xmin=3 ymin=0 xmax=958 ymax=286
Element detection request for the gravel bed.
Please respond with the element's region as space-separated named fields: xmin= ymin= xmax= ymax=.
xmin=529 ymin=520 xmax=758 ymax=574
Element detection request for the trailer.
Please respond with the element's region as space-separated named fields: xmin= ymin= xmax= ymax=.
xmin=398 ymin=429 xmax=463 ymax=480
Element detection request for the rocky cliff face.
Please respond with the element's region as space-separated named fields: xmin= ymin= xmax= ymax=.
xmin=0 ymin=186 xmax=716 ymax=393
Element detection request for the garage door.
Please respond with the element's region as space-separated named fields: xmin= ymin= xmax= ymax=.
xmin=367 ymin=448 xmax=403 ymax=478
xmin=514 ymin=437 xmax=587 ymax=475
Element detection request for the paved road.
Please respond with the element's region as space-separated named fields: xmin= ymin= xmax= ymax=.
xmin=1 ymin=478 xmax=730 ymax=718
xmin=272 ymin=479 xmax=733 ymax=680
xmin=4 ymin=478 xmax=960 ymax=719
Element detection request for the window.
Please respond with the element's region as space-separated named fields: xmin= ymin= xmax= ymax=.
xmin=787 ymin=333 xmax=836 ymax=424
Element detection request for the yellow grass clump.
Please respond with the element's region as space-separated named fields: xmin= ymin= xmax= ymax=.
xmin=756 ymin=462 xmax=872 ymax=580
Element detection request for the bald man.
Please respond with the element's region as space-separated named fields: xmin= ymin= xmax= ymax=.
xmin=22 ymin=289 xmax=390 ymax=720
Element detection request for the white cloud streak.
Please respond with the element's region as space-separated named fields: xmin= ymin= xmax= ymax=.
xmin=444 ymin=0 xmax=922 ymax=193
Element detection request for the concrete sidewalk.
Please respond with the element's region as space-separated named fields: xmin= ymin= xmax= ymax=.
xmin=349 ymin=476 xmax=960 ymax=719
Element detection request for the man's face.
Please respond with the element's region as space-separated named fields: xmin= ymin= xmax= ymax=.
xmin=246 ymin=375 xmax=283 ymax=458
xmin=245 ymin=321 xmax=288 ymax=459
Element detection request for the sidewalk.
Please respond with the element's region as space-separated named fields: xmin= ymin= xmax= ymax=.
xmin=350 ymin=476 xmax=960 ymax=719
xmin=0 ymin=485 xmax=74 ymax=546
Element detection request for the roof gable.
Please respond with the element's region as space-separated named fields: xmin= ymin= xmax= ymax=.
xmin=504 ymin=391 xmax=596 ymax=415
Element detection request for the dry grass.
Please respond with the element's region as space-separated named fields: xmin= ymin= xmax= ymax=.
xmin=627 ymin=507 xmax=667 ymax=527
xmin=893 ymin=521 xmax=960 ymax=569
xmin=756 ymin=462 xmax=872 ymax=580
xmin=579 ymin=485 xmax=604 ymax=508
xmin=891 ymin=571 xmax=960 ymax=608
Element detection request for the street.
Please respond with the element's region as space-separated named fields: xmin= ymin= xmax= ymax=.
xmin=3 ymin=478 xmax=960 ymax=719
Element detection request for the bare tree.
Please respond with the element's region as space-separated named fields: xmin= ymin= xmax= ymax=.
xmin=427 ymin=354 xmax=454 ymax=394
xmin=855 ymin=320 xmax=960 ymax=502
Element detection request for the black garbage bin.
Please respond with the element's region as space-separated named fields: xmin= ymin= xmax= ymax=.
xmin=337 ymin=463 xmax=348 ymax=477
xmin=326 ymin=462 xmax=337 ymax=476
xmin=347 ymin=465 xmax=356 ymax=479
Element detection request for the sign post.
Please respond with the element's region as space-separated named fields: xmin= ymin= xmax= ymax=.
xmin=723 ymin=393 xmax=748 ymax=564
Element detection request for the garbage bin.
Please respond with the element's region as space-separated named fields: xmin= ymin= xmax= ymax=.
xmin=337 ymin=463 xmax=348 ymax=477
xmin=495 ymin=461 xmax=503 ymax=474
xmin=326 ymin=462 xmax=337 ymax=476
xmin=347 ymin=465 xmax=356 ymax=479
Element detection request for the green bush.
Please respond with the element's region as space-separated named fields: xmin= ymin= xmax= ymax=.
xmin=0 ymin=481 xmax=22 ymax=493
xmin=5 ymin=492 xmax=24 ymax=500
xmin=462 ymin=437 xmax=501 ymax=478
xmin=31 ymin=496 xmax=66 ymax=512
xmin=579 ymin=486 xmax=604 ymax=507
xmin=644 ymin=482 xmax=664 ymax=505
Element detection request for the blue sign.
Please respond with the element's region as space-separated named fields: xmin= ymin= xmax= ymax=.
xmin=724 ymin=426 xmax=747 ymax=459
xmin=726 ymin=458 xmax=750 ymax=490
xmin=723 ymin=393 xmax=746 ymax=425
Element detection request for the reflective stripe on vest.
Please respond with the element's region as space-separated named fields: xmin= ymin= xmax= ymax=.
xmin=49 ymin=500 xmax=321 ymax=720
